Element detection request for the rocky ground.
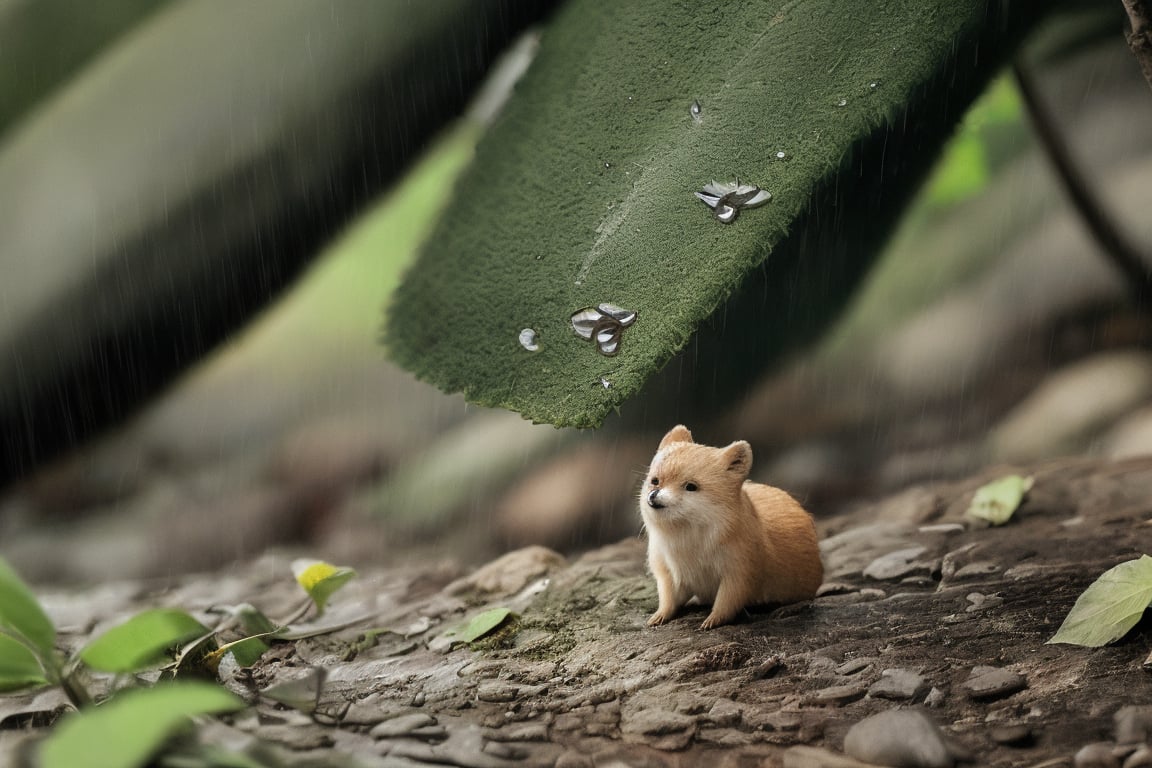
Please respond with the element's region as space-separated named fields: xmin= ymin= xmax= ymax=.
xmin=3 ymin=452 xmax=1151 ymax=767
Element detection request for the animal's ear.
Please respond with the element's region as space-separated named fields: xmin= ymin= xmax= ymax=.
xmin=722 ymin=441 xmax=752 ymax=476
xmin=658 ymin=425 xmax=694 ymax=450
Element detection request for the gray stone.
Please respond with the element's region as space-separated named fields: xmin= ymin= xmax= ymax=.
xmin=868 ymin=668 xmax=928 ymax=701
xmin=835 ymin=657 xmax=877 ymax=676
xmin=706 ymin=698 xmax=743 ymax=727
xmin=750 ymin=655 xmax=784 ymax=679
xmin=965 ymin=592 xmax=1003 ymax=612
xmin=620 ymin=708 xmax=696 ymax=751
xmin=783 ymin=745 xmax=880 ymax=768
xmin=369 ymin=713 xmax=441 ymax=739
xmin=843 ymin=709 xmax=955 ymax=768
xmin=990 ymin=724 xmax=1034 ymax=746
xmin=1125 ymin=746 xmax=1152 ymax=768
xmin=1074 ymin=742 xmax=1121 ymax=768
xmin=864 ymin=547 xmax=929 ymax=580
xmin=961 ymin=665 xmax=1026 ymax=701
xmin=990 ymin=351 xmax=1152 ymax=462
xmin=953 ymin=561 xmax=1000 ymax=578
xmin=806 ymin=684 xmax=867 ymax=706
xmin=1115 ymin=705 xmax=1152 ymax=744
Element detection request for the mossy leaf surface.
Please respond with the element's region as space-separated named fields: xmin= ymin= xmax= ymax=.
xmin=386 ymin=0 xmax=1038 ymax=427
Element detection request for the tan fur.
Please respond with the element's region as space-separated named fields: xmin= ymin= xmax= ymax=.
xmin=640 ymin=425 xmax=823 ymax=630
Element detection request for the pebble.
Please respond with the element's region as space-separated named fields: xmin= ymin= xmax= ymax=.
xmin=1074 ymin=742 xmax=1121 ymax=768
xmin=918 ymin=523 xmax=965 ymax=535
xmin=706 ymin=698 xmax=743 ymax=727
xmin=1115 ymin=705 xmax=1152 ymax=744
xmin=369 ymin=713 xmax=441 ymax=739
xmin=990 ymin=724 xmax=1035 ymax=747
xmin=836 ymin=657 xmax=877 ymax=676
xmin=965 ymin=592 xmax=1004 ymax=612
xmin=783 ymin=745 xmax=880 ymax=768
xmin=924 ymin=687 xmax=947 ymax=708
xmin=1125 ymin=746 xmax=1152 ymax=767
xmin=751 ymin=655 xmax=784 ymax=679
xmin=816 ymin=589 xmax=888 ymax=606
xmin=843 ymin=709 xmax=956 ymax=768
xmin=953 ymin=561 xmax=1000 ymax=578
xmin=868 ymin=668 xmax=928 ymax=701
xmin=806 ymin=684 xmax=867 ymax=706
xmin=864 ymin=547 xmax=930 ymax=580
xmin=619 ymin=708 xmax=696 ymax=751
xmin=962 ymin=666 xmax=1027 ymax=701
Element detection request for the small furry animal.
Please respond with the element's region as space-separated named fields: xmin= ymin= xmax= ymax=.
xmin=640 ymin=425 xmax=823 ymax=629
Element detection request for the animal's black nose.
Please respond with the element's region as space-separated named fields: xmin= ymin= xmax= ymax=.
xmin=647 ymin=489 xmax=664 ymax=509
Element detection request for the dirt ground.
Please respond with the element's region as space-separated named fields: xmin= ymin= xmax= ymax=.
xmin=3 ymin=452 xmax=1150 ymax=767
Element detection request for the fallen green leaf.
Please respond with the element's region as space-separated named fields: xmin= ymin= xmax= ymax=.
xmin=38 ymin=682 xmax=245 ymax=768
xmin=0 ymin=632 xmax=49 ymax=692
xmin=209 ymin=636 xmax=269 ymax=671
xmin=447 ymin=608 xmax=515 ymax=644
xmin=291 ymin=559 xmax=356 ymax=616
xmin=80 ymin=609 xmax=209 ymax=673
xmin=1048 ymin=555 xmax=1152 ymax=647
xmin=0 ymin=556 xmax=56 ymax=663
xmin=966 ymin=474 xmax=1033 ymax=525
xmin=228 ymin=604 xmax=279 ymax=637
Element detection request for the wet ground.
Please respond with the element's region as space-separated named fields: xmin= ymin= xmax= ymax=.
xmin=2 ymin=453 xmax=1150 ymax=767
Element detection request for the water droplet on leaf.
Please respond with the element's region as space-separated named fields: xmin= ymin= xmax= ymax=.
xmin=518 ymin=328 xmax=540 ymax=352
xmin=695 ymin=180 xmax=772 ymax=223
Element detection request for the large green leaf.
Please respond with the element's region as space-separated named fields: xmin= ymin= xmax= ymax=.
xmin=0 ymin=633 xmax=49 ymax=692
xmin=0 ymin=556 xmax=56 ymax=662
xmin=80 ymin=609 xmax=208 ymax=673
xmin=1048 ymin=555 xmax=1152 ymax=647
xmin=38 ymin=682 xmax=245 ymax=768
xmin=386 ymin=0 xmax=1044 ymax=427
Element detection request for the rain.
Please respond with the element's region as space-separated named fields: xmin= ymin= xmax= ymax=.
xmin=1 ymin=2 xmax=1151 ymax=765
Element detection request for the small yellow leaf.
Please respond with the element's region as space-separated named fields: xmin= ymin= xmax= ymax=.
xmin=291 ymin=559 xmax=356 ymax=615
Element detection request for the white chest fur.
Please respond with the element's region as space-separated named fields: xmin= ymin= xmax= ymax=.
xmin=649 ymin=528 xmax=724 ymax=602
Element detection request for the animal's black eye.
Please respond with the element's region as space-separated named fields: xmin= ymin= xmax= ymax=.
xmin=685 ymin=482 xmax=699 ymax=492
xmin=650 ymin=477 xmax=659 ymax=485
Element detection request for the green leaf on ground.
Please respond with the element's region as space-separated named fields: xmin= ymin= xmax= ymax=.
xmin=1048 ymin=555 xmax=1152 ymax=647
xmin=291 ymin=559 xmax=356 ymax=616
xmin=446 ymin=608 xmax=515 ymax=645
xmin=385 ymin=0 xmax=1042 ymax=427
xmin=0 ymin=556 xmax=56 ymax=662
xmin=0 ymin=632 xmax=49 ymax=692
xmin=966 ymin=474 xmax=1034 ymax=525
xmin=210 ymin=636 xmax=270 ymax=670
xmin=38 ymin=682 xmax=245 ymax=768
xmin=80 ymin=609 xmax=209 ymax=673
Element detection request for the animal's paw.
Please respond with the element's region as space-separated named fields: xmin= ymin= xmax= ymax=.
xmin=647 ymin=611 xmax=670 ymax=627
xmin=699 ymin=613 xmax=730 ymax=630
